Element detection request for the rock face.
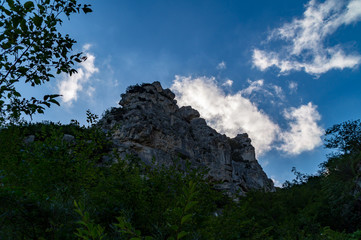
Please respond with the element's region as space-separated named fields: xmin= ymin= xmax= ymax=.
xmin=100 ymin=82 xmax=275 ymax=195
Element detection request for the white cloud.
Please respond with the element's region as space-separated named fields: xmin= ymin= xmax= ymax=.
xmin=252 ymin=49 xmax=279 ymax=71
xmin=344 ymin=0 xmax=361 ymax=24
xmin=171 ymin=76 xmax=280 ymax=156
xmin=217 ymin=61 xmax=226 ymax=70
xmin=171 ymin=76 xmax=324 ymax=156
xmin=86 ymin=86 xmax=96 ymax=97
xmin=240 ymin=79 xmax=284 ymax=101
xmin=240 ymin=79 xmax=265 ymax=96
xmin=273 ymin=85 xmax=284 ymax=100
xmin=253 ymin=0 xmax=361 ymax=75
xmin=83 ymin=43 xmax=92 ymax=51
xmin=58 ymin=44 xmax=99 ymax=105
xmin=289 ymin=81 xmax=298 ymax=93
xmin=278 ymin=102 xmax=324 ymax=155
xmin=222 ymin=79 xmax=233 ymax=87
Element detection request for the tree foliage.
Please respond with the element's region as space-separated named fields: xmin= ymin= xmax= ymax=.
xmin=324 ymin=119 xmax=361 ymax=155
xmin=1 ymin=118 xmax=361 ymax=239
xmin=0 ymin=0 xmax=92 ymax=123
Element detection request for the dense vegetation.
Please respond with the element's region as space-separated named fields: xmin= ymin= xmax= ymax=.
xmin=0 ymin=118 xmax=361 ymax=239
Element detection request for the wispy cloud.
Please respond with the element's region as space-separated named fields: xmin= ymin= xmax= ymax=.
xmin=240 ymin=79 xmax=284 ymax=101
xmin=240 ymin=79 xmax=266 ymax=96
xmin=83 ymin=43 xmax=92 ymax=51
xmin=86 ymin=86 xmax=96 ymax=97
xmin=253 ymin=0 xmax=361 ymax=75
xmin=222 ymin=79 xmax=233 ymax=87
xmin=217 ymin=61 xmax=226 ymax=70
xmin=171 ymin=76 xmax=323 ymax=156
xmin=273 ymin=85 xmax=285 ymax=100
xmin=58 ymin=44 xmax=99 ymax=105
xmin=288 ymin=81 xmax=298 ymax=93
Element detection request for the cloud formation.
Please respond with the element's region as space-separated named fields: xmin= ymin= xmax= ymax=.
xmin=253 ymin=0 xmax=361 ymax=75
xmin=171 ymin=76 xmax=323 ymax=156
xmin=58 ymin=45 xmax=99 ymax=105
xmin=171 ymin=76 xmax=280 ymax=155
xmin=240 ymin=79 xmax=266 ymax=96
xmin=278 ymin=103 xmax=324 ymax=155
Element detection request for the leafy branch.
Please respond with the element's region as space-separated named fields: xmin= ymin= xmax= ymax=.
xmin=74 ymin=200 xmax=106 ymax=240
xmin=0 ymin=0 xmax=92 ymax=124
xmin=167 ymin=180 xmax=198 ymax=240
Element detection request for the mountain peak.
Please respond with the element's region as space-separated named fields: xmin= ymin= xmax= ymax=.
xmin=100 ymin=81 xmax=275 ymax=195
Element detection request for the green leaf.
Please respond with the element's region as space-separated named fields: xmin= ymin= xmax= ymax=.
xmin=13 ymin=91 xmax=21 ymax=97
xmin=82 ymin=5 xmax=92 ymax=14
xmin=48 ymin=99 xmax=60 ymax=106
xmin=17 ymin=66 xmax=28 ymax=74
xmin=185 ymin=201 xmax=197 ymax=212
xmin=189 ymin=181 xmax=196 ymax=192
xmin=43 ymin=102 xmax=50 ymax=108
xmin=14 ymin=45 xmax=25 ymax=51
xmin=2 ymin=41 xmax=12 ymax=49
xmin=181 ymin=214 xmax=192 ymax=225
xmin=170 ymin=224 xmax=178 ymax=231
xmin=24 ymin=1 xmax=34 ymax=9
xmin=6 ymin=0 xmax=15 ymax=9
xmin=76 ymin=220 xmax=88 ymax=227
xmin=177 ymin=231 xmax=188 ymax=240
xmin=9 ymin=79 xmax=19 ymax=84
xmin=189 ymin=192 xmax=196 ymax=200
xmin=33 ymin=15 xmax=43 ymax=27
xmin=12 ymin=16 xmax=21 ymax=28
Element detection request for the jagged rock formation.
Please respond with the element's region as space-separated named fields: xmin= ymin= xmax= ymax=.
xmin=100 ymin=82 xmax=275 ymax=195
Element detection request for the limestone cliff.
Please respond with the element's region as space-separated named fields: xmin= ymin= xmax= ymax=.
xmin=100 ymin=81 xmax=275 ymax=195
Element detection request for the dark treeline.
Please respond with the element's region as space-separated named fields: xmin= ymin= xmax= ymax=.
xmin=1 ymin=118 xmax=361 ymax=239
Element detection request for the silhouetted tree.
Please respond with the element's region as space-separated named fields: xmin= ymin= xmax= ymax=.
xmin=0 ymin=0 xmax=92 ymax=123
xmin=324 ymin=119 xmax=361 ymax=155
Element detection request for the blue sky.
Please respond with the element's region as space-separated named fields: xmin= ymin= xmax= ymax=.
xmin=30 ymin=0 xmax=361 ymax=186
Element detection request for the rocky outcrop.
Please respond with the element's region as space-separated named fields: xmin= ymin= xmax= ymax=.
xmin=100 ymin=82 xmax=275 ymax=195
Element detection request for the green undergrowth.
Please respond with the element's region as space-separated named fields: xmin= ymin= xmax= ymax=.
xmin=0 ymin=120 xmax=361 ymax=239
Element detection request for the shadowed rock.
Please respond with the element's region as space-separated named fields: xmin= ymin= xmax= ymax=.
xmin=99 ymin=81 xmax=275 ymax=195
